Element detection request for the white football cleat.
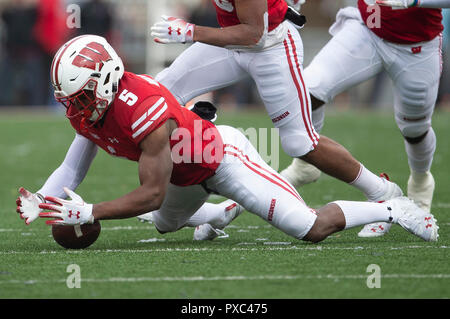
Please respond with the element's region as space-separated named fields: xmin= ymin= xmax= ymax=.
xmin=387 ymin=196 xmax=439 ymax=242
xmin=358 ymin=222 xmax=392 ymax=238
xmin=280 ymin=158 xmax=321 ymax=188
xmin=193 ymin=224 xmax=228 ymax=241
xmin=358 ymin=173 xmax=403 ymax=238
xmin=407 ymin=171 xmax=435 ymax=213
xmin=193 ymin=200 xmax=244 ymax=241
xmin=137 ymin=212 xmax=154 ymax=224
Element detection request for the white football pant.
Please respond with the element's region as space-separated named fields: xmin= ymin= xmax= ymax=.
xmin=156 ymin=21 xmax=319 ymax=158
xmin=151 ymin=125 xmax=318 ymax=239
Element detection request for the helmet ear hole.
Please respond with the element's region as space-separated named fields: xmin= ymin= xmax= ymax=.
xmin=103 ymin=72 xmax=111 ymax=86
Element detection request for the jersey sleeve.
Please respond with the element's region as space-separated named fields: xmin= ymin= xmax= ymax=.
xmin=130 ymin=95 xmax=170 ymax=145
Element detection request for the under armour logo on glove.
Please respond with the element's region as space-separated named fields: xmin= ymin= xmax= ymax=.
xmin=39 ymin=187 xmax=94 ymax=225
xmin=151 ymin=15 xmax=195 ymax=44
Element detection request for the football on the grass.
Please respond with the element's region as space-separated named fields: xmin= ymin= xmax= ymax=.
xmin=52 ymin=220 xmax=101 ymax=249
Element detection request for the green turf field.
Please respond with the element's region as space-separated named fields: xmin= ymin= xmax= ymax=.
xmin=0 ymin=109 xmax=448 ymax=299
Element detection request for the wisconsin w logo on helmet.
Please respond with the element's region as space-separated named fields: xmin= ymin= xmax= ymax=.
xmin=72 ymin=42 xmax=112 ymax=71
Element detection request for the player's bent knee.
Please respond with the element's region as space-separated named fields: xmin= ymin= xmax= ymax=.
xmin=271 ymin=208 xmax=317 ymax=241
xmin=280 ymin=132 xmax=318 ymax=158
xmin=397 ymin=116 xmax=431 ymax=142
xmin=404 ymin=130 xmax=429 ymax=144
xmin=152 ymin=215 xmax=179 ymax=234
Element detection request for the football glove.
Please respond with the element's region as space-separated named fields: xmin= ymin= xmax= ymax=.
xmin=376 ymin=0 xmax=418 ymax=8
xmin=39 ymin=187 xmax=94 ymax=225
xmin=16 ymin=187 xmax=45 ymax=225
xmin=285 ymin=0 xmax=306 ymax=11
xmin=150 ymin=15 xmax=195 ymax=44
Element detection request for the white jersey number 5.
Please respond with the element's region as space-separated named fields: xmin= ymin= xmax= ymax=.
xmin=214 ymin=0 xmax=234 ymax=12
xmin=119 ymin=89 xmax=138 ymax=106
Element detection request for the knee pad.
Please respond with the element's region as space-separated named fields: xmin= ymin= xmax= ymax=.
xmin=395 ymin=112 xmax=432 ymax=140
xmin=404 ymin=131 xmax=429 ymax=144
xmin=272 ymin=207 xmax=317 ymax=240
xmin=394 ymin=70 xmax=437 ymax=139
xmin=279 ymin=123 xmax=319 ymax=157
xmin=151 ymin=213 xmax=179 ymax=234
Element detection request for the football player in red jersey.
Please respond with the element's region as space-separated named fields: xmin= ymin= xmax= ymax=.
xmin=15 ymin=35 xmax=438 ymax=243
xmin=150 ymin=0 xmax=407 ymax=238
xmin=280 ymin=0 xmax=445 ymax=238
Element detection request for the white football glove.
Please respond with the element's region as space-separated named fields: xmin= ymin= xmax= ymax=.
xmin=16 ymin=187 xmax=45 ymax=225
xmin=39 ymin=187 xmax=94 ymax=225
xmin=285 ymin=0 xmax=306 ymax=11
xmin=150 ymin=15 xmax=195 ymax=44
xmin=376 ymin=0 xmax=418 ymax=8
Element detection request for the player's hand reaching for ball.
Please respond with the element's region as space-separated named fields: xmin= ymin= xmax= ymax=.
xmin=39 ymin=187 xmax=94 ymax=226
xmin=16 ymin=187 xmax=45 ymax=225
xmin=151 ymin=15 xmax=195 ymax=44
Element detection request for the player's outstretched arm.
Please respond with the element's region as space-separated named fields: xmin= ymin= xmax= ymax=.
xmin=39 ymin=122 xmax=173 ymax=225
xmin=151 ymin=0 xmax=268 ymax=49
xmin=88 ymin=122 xmax=173 ymax=221
xmin=16 ymin=134 xmax=97 ymax=225
xmin=376 ymin=0 xmax=450 ymax=8
xmin=37 ymin=134 xmax=98 ymax=199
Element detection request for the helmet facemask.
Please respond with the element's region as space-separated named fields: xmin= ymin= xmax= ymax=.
xmin=55 ymin=79 xmax=109 ymax=128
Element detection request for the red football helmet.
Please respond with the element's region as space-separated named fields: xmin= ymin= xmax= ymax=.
xmin=51 ymin=35 xmax=124 ymax=128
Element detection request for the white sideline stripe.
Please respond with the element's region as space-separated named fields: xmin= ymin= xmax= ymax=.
xmin=131 ymin=97 xmax=165 ymax=130
xmin=1 ymin=273 xmax=449 ymax=285
xmin=0 ymin=245 xmax=448 ymax=255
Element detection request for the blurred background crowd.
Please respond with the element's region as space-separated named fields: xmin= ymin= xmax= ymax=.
xmin=0 ymin=0 xmax=449 ymax=110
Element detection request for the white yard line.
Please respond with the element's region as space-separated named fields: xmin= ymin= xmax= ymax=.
xmin=1 ymin=273 xmax=449 ymax=285
xmin=0 ymin=245 xmax=448 ymax=255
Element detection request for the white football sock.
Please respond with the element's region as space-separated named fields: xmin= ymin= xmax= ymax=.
xmin=185 ymin=200 xmax=236 ymax=228
xmin=404 ymin=128 xmax=436 ymax=173
xmin=349 ymin=164 xmax=386 ymax=200
xmin=333 ymin=200 xmax=398 ymax=230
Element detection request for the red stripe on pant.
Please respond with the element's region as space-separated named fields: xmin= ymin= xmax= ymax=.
xmin=283 ymin=33 xmax=318 ymax=146
xmin=224 ymin=144 xmax=303 ymax=202
xmin=224 ymin=150 xmax=303 ymax=203
xmin=287 ymin=31 xmax=319 ymax=142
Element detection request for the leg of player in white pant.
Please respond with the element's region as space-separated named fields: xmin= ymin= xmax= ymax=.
xmin=155 ymin=42 xmax=248 ymax=106
xmin=279 ymin=13 xmax=408 ymax=237
xmin=265 ymin=22 xmax=397 ymax=201
xmin=150 ymin=184 xmax=210 ymax=233
xmin=281 ymin=16 xmax=386 ymax=188
xmin=204 ymin=125 xmax=438 ymax=242
xmin=148 ymin=125 xmax=438 ymax=243
xmin=387 ymin=35 xmax=441 ymax=213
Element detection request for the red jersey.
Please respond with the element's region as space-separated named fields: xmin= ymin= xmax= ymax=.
xmin=358 ymin=0 xmax=443 ymax=44
xmin=212 ymin=0 xmax=287 ymax=32
xmin=68 ymin=72 xmax=224 ymax=187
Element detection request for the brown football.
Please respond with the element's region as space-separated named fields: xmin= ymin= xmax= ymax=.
xmin=52 ymin=220 xmax=101 ymax=249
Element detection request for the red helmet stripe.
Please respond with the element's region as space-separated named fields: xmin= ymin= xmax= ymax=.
xmin=52 ymin=35 xmax=90 ymax=92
